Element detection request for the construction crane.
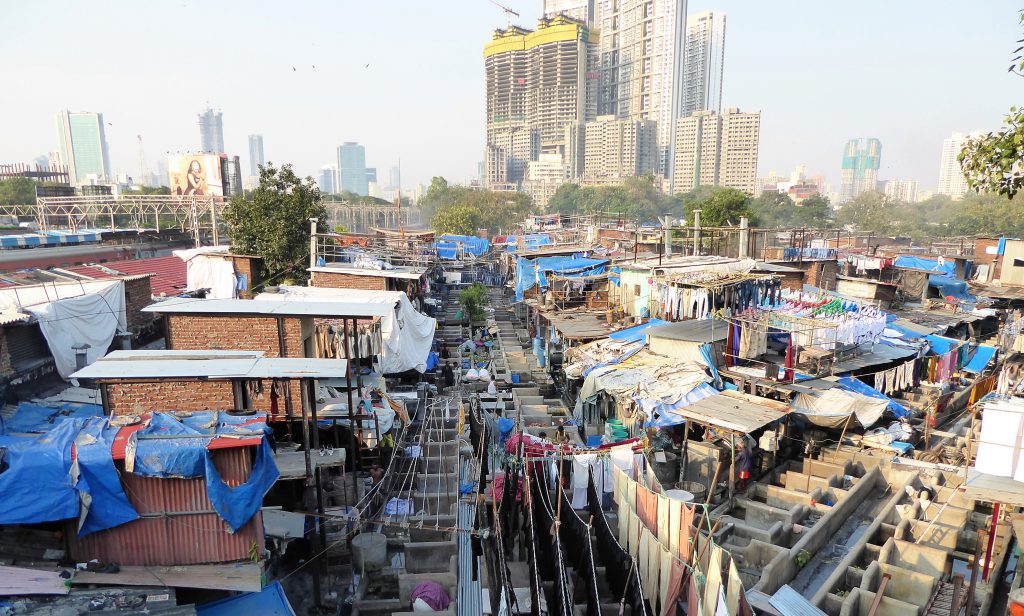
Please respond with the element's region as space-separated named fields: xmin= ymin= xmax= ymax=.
xmin=487 ymin=0 xmax=519 ymax=29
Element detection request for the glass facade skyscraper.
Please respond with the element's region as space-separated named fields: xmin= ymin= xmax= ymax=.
xmin=248 ymin=134 xmax=264 ymax=176
xmin=839 ymin=138 xmax=882 ymax=203
xmin=198 ymin=107 xmax=225 ymax=153
xmin=55 ymin=110 xmax=111 ymax=185
xmin=337 ymin=142 xmax=368 ymax=196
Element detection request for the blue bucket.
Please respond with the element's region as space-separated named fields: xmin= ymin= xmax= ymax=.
xmin=511 ymin=374 xmax=521 ymax=384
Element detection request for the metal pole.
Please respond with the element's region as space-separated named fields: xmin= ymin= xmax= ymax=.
xmin=983 ymin=502 xmax=1000 ymax=582
xmin=309 ymin=217 xmax=319 ymax=269
xmin=965 ymin=528 xmax=984 ymax=614
xmin=342 ymin=318 xmax=359 ymax=504
xmin=210 ymin=198 xmax=220 ymax=246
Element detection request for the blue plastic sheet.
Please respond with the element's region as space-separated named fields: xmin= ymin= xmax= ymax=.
xmin=515 ymin=255 xmax=609 ymax=300
xmin=581 ymin=343 xmax=643 ymax=377
xmin=607 ymin=319 xmax=668 ymax=344
xmin=925 ymin=334 xmax=959 ymax=356
xmin=437 ymin=235 xmax=490 ymax=257
xmin=962 ymin=345 xmax=997 ymax=374
xmin=505 ymin=234 xmax=553 ymax=252
xmin=894 ymin=256 xmax=955 ymax=275
xmin=0 ymin=419 xmax=81 ymax=524
xmin=836 ymin=376 xmax=910 ymax=418
xmin=643 ymin=384 xmax=723 ymax=427
xmin=76 ymin=418 xmax=138 ymax=536
xmin=929 ymin=275 xmax=972 ymax=300
xmin=197 ymin=580 xmax=296 ymax=616
xmin=205 ymin=436 xmax=279 ymax=533
xmin=133 ymin=413 xmax=210 ymax=478
xmin=1 ymin=402 xmax=103 ymax=434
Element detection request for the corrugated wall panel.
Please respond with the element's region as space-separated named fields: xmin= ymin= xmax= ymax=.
xmin=68 ymin=448 xmax=264 ymax=566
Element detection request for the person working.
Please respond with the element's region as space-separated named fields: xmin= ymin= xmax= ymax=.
xmin=735 ymin=441 xmax=755 ymax=492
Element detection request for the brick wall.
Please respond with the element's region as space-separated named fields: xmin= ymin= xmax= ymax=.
xmin=123 ymin=276 xmax=155 ymax=332
xmin=798 ymin=260 xmax=838 ymax=290
xmin=310 ymin=270 xmax=387 ymax=291
xmin=776 ymin=271 xmax=805 ymax=292
xmin=166 ymin=315 xmax=304 ymax=356
xmin=165 ymin=314 xmax=307 ymax=420
xmin=226 ymin=256 xmax=264 ymax=298
xmin=0 ymin=328 xmax=11 ymax=379
xmin=104 ymin=379 xmax=235 ymax=416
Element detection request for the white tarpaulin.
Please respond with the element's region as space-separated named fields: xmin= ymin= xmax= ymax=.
xmin=0 ymin=280 xmax=126 ymax=380
xmin=790 ymin=387 xmax=888 ymax=429
xmin=255 ymin=285 xmax=437 ymax=374
xmin=173 ymin=245 xmax=236 ymax=299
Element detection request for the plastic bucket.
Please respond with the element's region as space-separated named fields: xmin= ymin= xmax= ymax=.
xmin=351 ymin=532 xmax=387 ymax=570
xmin=511 ymin=373 xmax=521 ymax=384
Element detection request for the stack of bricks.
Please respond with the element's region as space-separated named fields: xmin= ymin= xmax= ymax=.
xmin=105 ymin=380 xmax=235 ymax=416
xmin=310 ymin=271 xmax=386 ymax=291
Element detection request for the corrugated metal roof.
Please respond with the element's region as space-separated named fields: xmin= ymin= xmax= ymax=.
xmin=67 ymin=448 xmax=262 ymax=566
xmin=769 ymin=584 xmax=828 ymax=616
xmin=832 ymin=343 xmax=916 ymax=374
xmin=0 ymin=311 xmax=31 ymax=326
xmin=72 ymin=351 xmax=347 ymax=380
xmin=667 ymin=389 xmax=789 ymax=433
xmin=144 ymin=297 xmax=395 ymax=318
xmin=645 ymin=318 xmax=729 ymax=343
xmin=308 ymin=263 xmax=427 ymax=279
xmin=47 ymin=256 xmax=188 ymax=298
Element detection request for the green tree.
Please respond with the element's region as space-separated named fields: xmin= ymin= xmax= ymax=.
xmin=432 ymin=203 xmax=482 ymax=235
xmin=459 ymin=282 xmax=488 ymax=322
xmin=0 ymin=177 xmax=38 ymax=205
xmin=749 ymin=192 xmax=796 ymax=228
xmin=836 ymin=190 xmax=893 ymax=232
xmin=958 ymin=11 xmax=1024 ymax=199
xmin=223 ymin=163 xmax=326 ymax=283
xmin=960 ymin=107 xmax=1024 ymax=199
xmin=683 ymin=186 xmax=755 ymax=227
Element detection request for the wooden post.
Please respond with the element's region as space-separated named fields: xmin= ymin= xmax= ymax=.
xmin=833 ymin=414 xmax=853 ymax=463
xmin=964 ymin=528 xmax=985 ymax=614
xmin=949 ymin=574 xmax=964 ymax=616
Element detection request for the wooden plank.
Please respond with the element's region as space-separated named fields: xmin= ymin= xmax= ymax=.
xmin=0 ymin=565 xmax=69 ymax=596
xmin=71 ymin=563 xmax=262 ymax=592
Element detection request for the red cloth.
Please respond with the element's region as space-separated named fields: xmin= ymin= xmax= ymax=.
xmin=661 ymin=559 xmax=686 ymax=616
xmin=636 ymin=485 xmax=659 ymax=535
xmin=679 ymin=503 xmax=694 ymax=560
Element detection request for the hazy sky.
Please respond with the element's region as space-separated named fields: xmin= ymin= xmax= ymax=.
xmin=1 ymin=1 xmax=1019 ymax=192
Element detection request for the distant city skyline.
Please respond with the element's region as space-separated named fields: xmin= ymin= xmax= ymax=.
xmin=0 ymin=1 xmax=1020 ymax=192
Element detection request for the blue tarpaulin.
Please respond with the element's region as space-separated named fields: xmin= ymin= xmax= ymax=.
xmin=581 ymin=343 xmax=644 ymax=377
xmin=963 ymin=345 xmax=997 ymax=374
xmin=0 ymin=419 xmax=81 ymax=525
xmin=894 ymin=256 xmax=955 ymax=275
xmin=197 ymin=581 xmax=296 ymax=616
xmin=436 ymin=235 xmax=490 ymax=259
xmin=505 ymin=234 xmax=553 ymax=252
xmin=837 ymin=376 xmax=910 ymax=418
xmin=930 ymin=275 xmax=973 ymax=300
xmin=1 ymin=401 xmax=103 ymax=434
xmin=925 ymin=334 xmax=959 ymax=355
xmin=607 ymin=319 xmax=668 ymax=344
xmin=133 ymin=413 xmax=211 ymax=478
xmin=75 ymin=419 xmax=138 ymax=536
xmin=515 ymin=255 xmax=609 ymax=300
xmin=205 ymin=434 xmax=280 ymax=532
xmin=643 ymin=384 xmax=724 ymax=428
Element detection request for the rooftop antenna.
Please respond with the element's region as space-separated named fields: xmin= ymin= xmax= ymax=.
xmin=488 ymin=0 xmax=520 ymax=28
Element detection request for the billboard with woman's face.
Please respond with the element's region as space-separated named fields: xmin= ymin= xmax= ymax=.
xmin=167 ymin=154 xmax=224 ymax=197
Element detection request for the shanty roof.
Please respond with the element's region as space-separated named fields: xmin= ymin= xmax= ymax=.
xmin=831 ymin=343 xmax=916 ymax=374
xmin=665 ymin=389 xmax=789 ymax=434
xmin=645 ymin=319 xmax=729 ymax=343
xmin=143 ymin=296 xmax=394 ymax=318
xmin=308 ymin=263 xmax=427 ymax=280
xmin=968 ymin=280 xmax=1024 ymax=300
xmin=63 ymin=256 xmax=188 ymax=297
xmin=71 ymin=350 xmax=347 ymax=381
